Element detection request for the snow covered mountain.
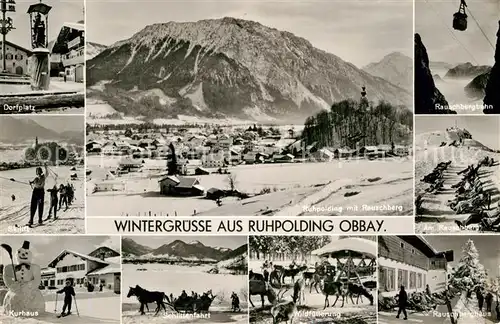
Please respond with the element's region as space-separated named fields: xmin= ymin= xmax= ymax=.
xmin=122 ymin=238 xmax=243 ymax=261
xmin=86 ymin=42 xmax=108 ymax=60
xmin=122 ymin=237 xmax=153 ymax=256
xmin=363 ymin=52 xmax=413 ymax=93
xmin=445 ymin=63 xmax=491 ymax=79
xmin=86 ymin=17 xmax=411 ymax=122
xmin=416 ymin=128 xmax=494 ymax=152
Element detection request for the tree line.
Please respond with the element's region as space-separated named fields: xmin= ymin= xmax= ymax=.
xmin=249 ymin=236 xmax=333 ymax=260
xmin=302 ymin=99 xmax=413 ymax=149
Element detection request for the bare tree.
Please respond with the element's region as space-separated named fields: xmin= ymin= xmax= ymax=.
xmin=227 ymin=173 xmax=237 ymax=192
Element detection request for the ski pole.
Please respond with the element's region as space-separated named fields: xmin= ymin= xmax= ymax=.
xmin=74 ymin=296 xmax=80 ymax=317
xmin=0 ymin=176 xmax=31 ymax=186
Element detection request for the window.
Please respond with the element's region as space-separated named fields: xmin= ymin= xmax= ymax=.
xmin=400 ymin=242 xmax=405 ymax=248
xmin=398 ymin=269 xmax=408 ymax=288
xmin=417 ymin=273 xmax=423 ymax=288
xmin=379 ymin=266 xmax=396 ymax=292
xmin=409 ymin=271 xmax=416 ymax=289
xmin=411 ymin=248 xmax=415 ymax=254
xmin=6 ymin=53 xmax=13 ymax=60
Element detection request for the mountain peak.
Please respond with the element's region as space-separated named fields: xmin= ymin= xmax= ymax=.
xmin=88 ymin=18 xmax=411 ymax=121
xmin=189 ymin=240 xmax=205 ymax=246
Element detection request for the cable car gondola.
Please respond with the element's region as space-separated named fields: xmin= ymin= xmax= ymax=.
xmin=453 ymin=0 xmax=468 ymax=31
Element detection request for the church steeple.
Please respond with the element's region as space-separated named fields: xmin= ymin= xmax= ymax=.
xmin=35 ymin=136 xmax=38 ymax=147
xmin=360 ymin=86 xmax=368 ymax=108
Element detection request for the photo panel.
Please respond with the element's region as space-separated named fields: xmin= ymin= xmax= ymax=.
xmin=379 ymin=235 xmax=500 ymax=324
xmin=249 ymin=235 xmax=377 ymax=324
xmin=414 ymin=0 xmax=500 ymax=114
xmin=0 ymin=235 xmax=121 ymax=322
xmin=121 ymin=235 xmax=248 ymax=323
xmin=0 ymin=0 xmax=85 ymax=114
xmin=0 ymin=115 xmax=85 ymax=234
xmin=85 ymin=0 xmax=414 ymax=217
xmin=414 ymin=115 xmax=500 ymax=233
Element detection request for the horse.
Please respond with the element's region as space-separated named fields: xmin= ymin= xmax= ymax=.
xmin=127 ymin=285 xmax=168 ymax=315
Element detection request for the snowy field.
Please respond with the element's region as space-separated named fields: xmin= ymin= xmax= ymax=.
xmin=122 ymin=263 xmax=247 ymax=323
xmin=248 ymin=259 xmax=376 ymax=324
xmin=415 ymin=131 xmax=500 ymax=233
xmin=87 ymin=156 xmax=413 ymax=216
xmin=0 ymin=292 xmax=120 ymax=324
xmin=0 ymin=166 xmax=85 ymax=233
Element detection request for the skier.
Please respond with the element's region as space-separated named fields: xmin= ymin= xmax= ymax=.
xmin=58 ymin=184 xmax=67 ymax=211
xmin=396 ymin=285 xmax=408 ymax=320
xmin=47 ymin=185 xmax=58 ymax=220
xmin=57 ymin=279 xmax=76 ymax=317
xmin=28 ymin=165 xmax=48 ymax=226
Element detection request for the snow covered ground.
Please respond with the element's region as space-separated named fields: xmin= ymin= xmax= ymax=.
xmin=415 ymin=131 xmax=500 ymax=233
xmin=122 ymin=263 xmax=247 ymax=323
xmin=0 ymin=166 xmax=85 ymax=233
xmin=0 ymin=293 xmax=120 ymax=323
xmin=86 ymin=156 xmax=413 ymax=216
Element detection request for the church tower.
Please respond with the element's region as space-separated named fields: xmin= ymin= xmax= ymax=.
xmin=360 ymin=86 xmax=369 ymax=108
xmin=35 ymin=136 xmax=38 ymax=147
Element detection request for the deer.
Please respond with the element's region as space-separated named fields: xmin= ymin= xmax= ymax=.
xmin=249 ymin=279 xmax=277 ymax=308
xmin=271 ymin=284 xmax=299 ymax=324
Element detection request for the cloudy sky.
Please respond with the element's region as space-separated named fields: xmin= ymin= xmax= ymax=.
xmin=86 ymin=0 xmax=413 ymax=67
xmin=0 ymin=236 xmax=119 ymax=267
xmin=4 ymin=0 xmax=83 ymax=50
xmin=416 ymin=0 xmax=499 ymax=66
xmin=126 ymin=236 xmax=247 ymax=250
xmin=415 ymin=116 xmax=500 ymax=150
xmin=426 ymin=236 xmax=500 ymax=277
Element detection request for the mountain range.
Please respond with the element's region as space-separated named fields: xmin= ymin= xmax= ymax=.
xmin=122 ymin=238 xmax=247 ymax=261
xmin=0 ymin=117 xmax=84 ymax=145
xmin=363 ymin=52 xmax=413 ymax=93
xmin=444 ymin=62 xmax=492 ymax=79
xmin=86 ymin=42 xmax=108 ymax=60
xmin=86 ymin=17 xmax=411 ymax=123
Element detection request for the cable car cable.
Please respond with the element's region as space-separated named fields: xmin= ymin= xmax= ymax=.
xmin=424 ymin=0 xmax=479 ymax=65
xmin=466 ymin=7 xmax=496 ymax=51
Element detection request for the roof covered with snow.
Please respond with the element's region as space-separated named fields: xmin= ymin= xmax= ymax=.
xmin=47 ymin=249 xmax=110 ymax=268
xmin=311 ymin=237 xmax=377 ymax=259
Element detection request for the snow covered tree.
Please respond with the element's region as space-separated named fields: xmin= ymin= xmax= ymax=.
xmin=249 ymin=236 xmax=278 ymax=260
xmin=448 ymin=239 xmax=487 ymax=292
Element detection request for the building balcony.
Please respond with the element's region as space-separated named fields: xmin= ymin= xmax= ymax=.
xmin=379 ymin=248 xmax=430 ymax=270
xmin=62 ymin=54 xmax=84 ymax=67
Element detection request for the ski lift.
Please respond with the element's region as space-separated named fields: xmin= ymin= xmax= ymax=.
xmin=453 ymin=0 xmax=468 ymax=31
